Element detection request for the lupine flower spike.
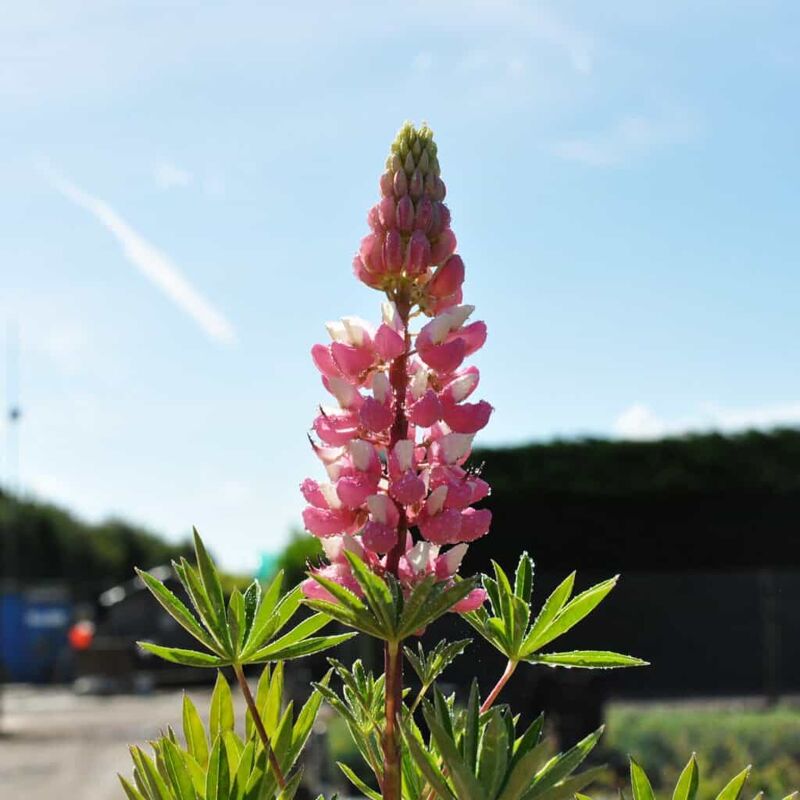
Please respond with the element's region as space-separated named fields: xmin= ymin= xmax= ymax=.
xmin=301 ymin=122 xmax=492 ymax=614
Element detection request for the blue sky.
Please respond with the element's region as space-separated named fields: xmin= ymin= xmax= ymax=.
xmin=1 ymin=1 xmax=798 ymax=570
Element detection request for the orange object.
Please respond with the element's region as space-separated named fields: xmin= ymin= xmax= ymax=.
xmin=68 ymin=620 xmax=95 ymax=650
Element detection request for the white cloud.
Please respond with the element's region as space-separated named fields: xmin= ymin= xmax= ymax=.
xmin=40 ymin=164 xmax=236 ymax=345
xmin=614 ymin=402 xmax=800 ymax=441
xmin=554 ymin=108 xmax=700 ymax=167
xmin=154 ymin=161 xmax=192 ymax=190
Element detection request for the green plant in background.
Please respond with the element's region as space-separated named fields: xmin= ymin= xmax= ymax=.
xmin=121 ymin=122 xmax=797 ymax=799
xmin=578 ymin=753 xmax=799 ymax=800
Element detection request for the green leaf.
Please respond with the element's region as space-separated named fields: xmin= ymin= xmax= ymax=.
xmin=715 ymin=767 xmax=751 ymax=800
xmin=182 ymin=693 xmax=209 ymax=767
xmin=242 ymin=571 xmax=284 ymax=655
xmin=398 ymin=577 xmax=478 ymax=638
xmin=247 ymin=632 xmax=355 ymax=662
xmin=242 ymin=580 xmax=261 ymax=643
xmin=338 ymin=762 xmax=382 ymax=800
xmin=193 ymin=528 xmax=225 ymax=612
xmin=673 ymin=754 xmax=700 ymax=800
xmin=138 ymin=642 xmax=226 ymax=667
xmin=478 ymin=710 xmax=510 ymax=799
xmin=529 ymin=651 xmax=648 ymax=669
xmin=630 ymin=758 xmax=656 ymax=800
xmin=525 ymin=576 xmax=617 ymax=653
xmin=303 ymin=598 xmax=384 ymax=638
xmin=254 ymin=612 xmax=329 ymax=656
xmin=174 ymin=559 xmax=228 ymax=652
xmin=520 ymin=573 xmax=575 ymax=655
xmin=423 ymin=702 xmax=483 ymax=799
xmin=162 ymin=738 xmax=197 ymax=800
xmin=514 ymin=552 xmax=534 ymax=603
xmin=205 ymin=735 xmax=231 ymax=800
xmin=528 ymin=765 xmax=604 ymax=800
xmin=345 ymin=551 xmax=397 ymax=634
xmin=130 ymin=746 xmax=171 ymax=800
xmin=530 ymin=727 xmax=603 ymax=795
xmin=118 ymin=775 xmax=146 ymax=800
xmin=228 ymin=588 xmax=246 ymax=653
xmin=499 ymin=740 xmax=551 ymax=800
xmin=285 ymin=674 xmax=329 ymax=772
xmin=400 ymin=722 xmax=457 ymax=800
xmin=135 ymin=568 xmax=220 ymax=654
xmin=210 ymin=672 xmax=234 ymax=739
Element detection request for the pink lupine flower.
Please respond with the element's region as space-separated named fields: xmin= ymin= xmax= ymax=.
xmin=301 ymin=122 xmax=493 ymax=618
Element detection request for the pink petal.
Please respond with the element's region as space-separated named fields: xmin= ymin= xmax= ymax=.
xmin=331 ymin=342 xmax=375 ymax=378
xmin=441 ymin=400 xmax=493 ymax=434
xmin=459 ymin=508 xmax=492 ymax=541
xmin=417 ymin=338 xmax=467 ymax=374
xmin=418 ymin=508 xmax=463 ymax=545
xmin=362 ymin=521 xmax=398 ymax=553
xmin=440 ymin=367 xmax=480 ymax=404
xmin=300 ymin=478 xmax=328 ymax=508
xmin=390 ymin=471 xmax=426 ymax=506
xmin=336 ymin=474 xmax=375 ymax=509
xmin=428 ymin=255 xmax=464 ymax=298
xmin=452 ymin=588 xmax=487 ymax=613
xmin=303 ymin=506 xmax=359 ymax=537
xmin=374 ymin=323 xmax=405 ymax=361
xmin=452 ymin=321 xmax=487 ymax=357
xmin=313 ymin=412 xmax=359 ymax=446
xmin=359 ymin=397 xmax=394 ymax=432
xmin=408 ymin=388 xmax=442 ymax=427
xmin=311 ymin=344 xmax=341 ymax=378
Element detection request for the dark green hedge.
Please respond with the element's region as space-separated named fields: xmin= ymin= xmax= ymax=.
xmin=0 ymin=489 xmax=193 ymax=599
xmin=468 ymin=428 xmax=800 ymax=572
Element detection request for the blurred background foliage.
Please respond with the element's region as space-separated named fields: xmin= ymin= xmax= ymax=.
xmin=603 ymin=702 xmax=800 ymax=800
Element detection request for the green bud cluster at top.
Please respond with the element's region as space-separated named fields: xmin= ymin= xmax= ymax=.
xmin=386 ymin=121 xmax=441 ymax=179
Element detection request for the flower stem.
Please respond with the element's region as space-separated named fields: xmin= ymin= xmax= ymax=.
xmin=481 ymin=659 xmax=518 ymax=713
xmin=381 ymin=640 xmax=403 ymax=800
xmin=232 ymin=663 xmax=287 ymax=789
xmin=381 ymin=289 xmax=412 ymax=800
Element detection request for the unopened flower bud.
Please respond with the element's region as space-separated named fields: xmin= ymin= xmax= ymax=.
xmin=409 ymin=169 xmax=424 ymax=199
xmin=380 ymin=171 xmax=394 ymax=197
xmin=433 ymin=176 xmax=447 ymax=201
xmin=384 ymin=228 xmax=403 ymax=272
xmin=394 ymin=168 xmax=408 ymax=197
xmin=396 ymin=196 xmax=414 ymax=232
xmin=424 ymin=172 xmax=437 ymax=197
xmin=414 ymin=197 xmax=433 ymax=232
xmin=379 ymin=196 xmax=396 ymax=228
xmin=404 ymin=151 xmax=415 ymax=175
xmin=431 ymin=228 xmax=457 ymax=264
xmin=406 ymin=230 xmax=431 ymax=275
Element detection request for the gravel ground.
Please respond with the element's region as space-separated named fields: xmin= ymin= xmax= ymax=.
xmin=0 ymin=685 xmax=219 ymax=800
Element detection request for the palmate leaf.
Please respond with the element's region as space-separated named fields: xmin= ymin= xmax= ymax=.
xmin=305 ymin=551 xmax=477 ymax=643
xmin=136 ymin=530 xmax=352 ymax=670
xmin=462 ymin=552 xmax=647 ymax=674
xmin=404 ymin=638 xmax=470 ymax=689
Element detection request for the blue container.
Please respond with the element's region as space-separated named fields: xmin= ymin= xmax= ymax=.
xmin=0 ymin=586 xmax=72 ymax=683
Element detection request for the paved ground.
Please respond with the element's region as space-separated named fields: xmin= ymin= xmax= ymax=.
xmin=0 ymin=685 xmax=219 ymax=800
